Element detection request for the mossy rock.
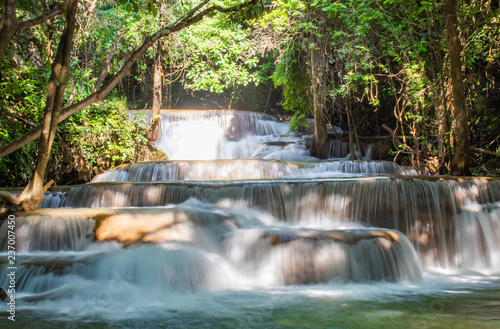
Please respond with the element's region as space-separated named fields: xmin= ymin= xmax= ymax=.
xmin=138 ymin=143 xmax=169 ymax=161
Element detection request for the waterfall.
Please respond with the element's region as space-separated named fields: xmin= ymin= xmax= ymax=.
xmin=91 ymin=159 xmax=411 ymax=182
xmin=453 ymin=202 xmax=500 ymax=270
xmin=223 ymin=228 xmax=422 ymax=284
xmin=146 ymin=110 xmax=292 ymax=160
xmin=36 ymin=176 xmax=500 ymax=268
xmin=92 ymin=159 xmax=303 ymax=182
xmin=0 ymin=215 xmax=95 ymax=252
xmin=0 ymin=246 xmax=227 ymax=293
xmin=2 ymin=109 xmax=500 ymax=326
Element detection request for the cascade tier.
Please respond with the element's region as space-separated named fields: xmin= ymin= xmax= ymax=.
xmin=2 ymin=109 xmax=499 ymax=328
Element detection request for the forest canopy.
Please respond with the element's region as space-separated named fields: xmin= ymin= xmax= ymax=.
xmin=1 ymin=0 xmax=500 ymax=190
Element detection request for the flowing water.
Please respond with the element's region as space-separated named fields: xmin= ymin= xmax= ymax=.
xmin=1 ymin=110 xmax=500 ymax=328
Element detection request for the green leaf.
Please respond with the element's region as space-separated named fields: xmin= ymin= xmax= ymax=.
xmin=132 ymin=1 xmax=139 ymax=12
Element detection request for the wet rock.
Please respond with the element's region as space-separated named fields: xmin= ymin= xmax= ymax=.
xmin=139 ymin=143 xmax=169 ymax=161
xmin=13 ymin=207 xmax=233 ymax=250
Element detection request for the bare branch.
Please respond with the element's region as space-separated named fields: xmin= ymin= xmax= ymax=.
xmin=0 ymin=109 xmax=37 ymax=127
xmin=382 ymin=124 xmax=419 ymax=156
xmin=0 ymin=191 xmax=20 ymax=206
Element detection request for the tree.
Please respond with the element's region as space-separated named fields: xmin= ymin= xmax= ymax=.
xmin=2 ymin=0 xmax=498 ymax=188
xmin=252 ymin=0 xmax=330 ymax=157
xmin=0 ymin=0 xmax=70 ymax=65
xmin=18 ymin=0 xmax=78 ymax=210
xmin=0 ymin=0 xmax=262 ymax=159
xmin=254 ymin=0 xmax=487 ymax=171
xmin=254 ymin=0 xmax=378 ymax=159
xmin=445 ymin=0 xmax=470 ymax=175
xmin=1 ymin=0 xmax=261 ymax=210
xmin=309 ymin=28 xmax=329 ymax=159
xmin=146 ymin=40 xmax=162 ymax=141
xmin=147 ymin=2 xmax=167 ymax=142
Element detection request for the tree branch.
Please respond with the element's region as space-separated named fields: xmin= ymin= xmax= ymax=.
xmin=0 ymin=0 xmax=259 ymax=159
xmin=172 ymin=0 xmax=211 ymax=26
xmin=0 ymin=191 xmax=20 ymax=206
xmin=382 ymin=123 xmax=419 ymax=156
xmin=16 ymin=0 xmax=71 ymax=32
xmin=94 ymin=35 xmax=120 ymax=92
xmin=1 ymin=109 xmax=37 ymax=127
xmin=471 ymin=146 xmax=500 ymax=157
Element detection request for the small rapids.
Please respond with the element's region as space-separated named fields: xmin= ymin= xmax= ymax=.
xmin=91 ymin=159 xmax=412 ymax=182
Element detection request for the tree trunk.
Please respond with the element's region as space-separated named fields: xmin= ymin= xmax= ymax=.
xmin=350 ymin=103 xmax=363 ymax=160
xmin=94 ymin=38 xmax=118 ymax=92
xmin=166 ymin=66 xmax=172 ymax=109
xmin=147 ymin=41 xmax=163 ymax=142
xmin=0 ymin=0 xmax=19 ymax=68
xmin=428 ymin=1 xmax=449 ymax=173
xmin=445 ymin=0 xmax=470 ymax=176
xmin=310 ymin=39 xmax=329 ymax=159
xmin=353 ymin=119 xmax=362 ymax=160
xmin=437 ymin=83 xmax=448 ymax=172
xmin=147 ymin=0 xmax=167 ymax=142
xmin=346 ymin=101 xmax=356 ymax=160
xmin=166 ymin=34 xmax=173 ymax=109
xmin=17 ymin=0 xmax=78 ymax=211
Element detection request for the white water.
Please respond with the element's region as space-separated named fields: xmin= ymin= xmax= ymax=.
xmin=144 ymin=110 xmax=366 ymax=161
xmin=0 ymin=215 xmax=94 ymax=252
xmin=91 ymin=159 xmax=412 ymax=183
xmin=2 ymin=110 xmax=500 ymax=327
xmin=150 ymin=110 xmax=295 ymax=160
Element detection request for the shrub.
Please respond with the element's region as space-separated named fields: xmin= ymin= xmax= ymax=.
xmin=64 ymin=97 xmax=148 ymax=181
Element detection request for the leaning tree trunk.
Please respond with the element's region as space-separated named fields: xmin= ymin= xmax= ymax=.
xmin=310 ymin=38 xmax=329 ymax=159
xmin=18 ymin=0 xmax=78 ymax=211
xmin=445 ymin=0 xmax=470 ymax=176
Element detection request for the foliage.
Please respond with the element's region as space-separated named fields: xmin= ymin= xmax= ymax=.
xmin=271 ymin=47 xmax=311 ymax=130
xmin=1 ymin=0 xmax=273 ymax=188
xmin=252 ymin=0 xmax=500 ymax=172
xmin=155 ymin=1 xmax=272 ymax=109
xmin=181 ymin=15 xmax=261 ymax=94
xmin=459 ymin=1 xmax=500 ymax=165
xmin=118 ymin=0 xmax=159 ymax=16
xmin=0 ymin=49 xmax=48 ymax=187
xmin=63 ymin=98 xmax=148 ymax=180
xmin=2 ymin=0 xmax=500 ymax=185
